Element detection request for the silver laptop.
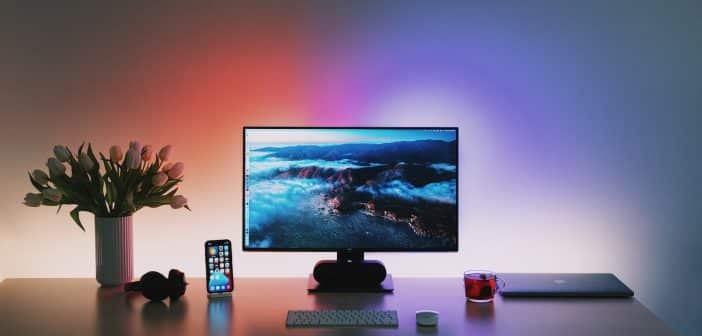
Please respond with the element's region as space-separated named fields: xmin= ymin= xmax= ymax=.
xmin=498 ymin=273 xmax=634 ymax=297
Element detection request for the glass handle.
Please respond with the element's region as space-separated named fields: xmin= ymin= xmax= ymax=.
xmin=496 ymin=276 xmax=506 ymax=291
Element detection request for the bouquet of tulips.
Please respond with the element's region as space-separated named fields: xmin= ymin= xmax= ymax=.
xmin=24 ymin=141 xmax=190 ymax=231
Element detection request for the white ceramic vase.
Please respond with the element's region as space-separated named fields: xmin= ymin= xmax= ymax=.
xmin=95 ymin=216 xmax=133 ymax=287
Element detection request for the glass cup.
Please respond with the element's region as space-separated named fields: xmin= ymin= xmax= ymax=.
xmin=464 ymin=270 xmax=505 ymax=303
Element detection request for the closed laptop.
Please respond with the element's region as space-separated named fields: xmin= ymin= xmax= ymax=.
xmin=498 ymin=273 xmax=634 ymax=298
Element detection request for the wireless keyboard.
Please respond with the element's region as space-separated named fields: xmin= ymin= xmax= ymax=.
xmin=286 ymin=309 xmax=399 ymax=328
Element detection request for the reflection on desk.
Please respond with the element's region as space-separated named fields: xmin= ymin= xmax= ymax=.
xmin=207 ymin=296 xmax=232 ymax=335
xmin=0 ymin=277 xmax=675 ymax=336
xmin=95 ymin=286 xmax=190 ymax=335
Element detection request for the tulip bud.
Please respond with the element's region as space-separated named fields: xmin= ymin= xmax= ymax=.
xmin=162 ymin=162 xmax=174 ymax=172
xmin=79 ymin=153 xmax=95 ymax=171
xmin=23 ymin=193 xmax=43 ymax=207
xmin=129 ymin=141 xmax=142 ymax=153
xmin=170 ymin=195 xmax=188 ymax=209
xmin=123 ymin=148 xmax=141 ymax=170
xmin=152 ymin=172 xmax=168 ymax=187
xmin=158 ymin=145 xmax=173 ymax=162
xmin=42 ymin=188 xmax=62 ymax=203
xmin=53 ymin=145 xmax=71 ymax=162
xmin=141 ymin=145 xmax=154 ymax=161
xmin=32 ymin=169 xmax=50 ymax=185
xmin=167 ymin=162 xmax=184 ymax=179
xmin=47 ymin=157 xmax=66 ymax=176
xmin=109 ymin=145 xmax=123 ymax=162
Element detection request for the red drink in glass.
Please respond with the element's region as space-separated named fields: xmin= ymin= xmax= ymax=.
xmin=464 ymin=270 xmax=502 ymax=303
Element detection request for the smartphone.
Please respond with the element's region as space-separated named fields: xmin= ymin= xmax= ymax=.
xmin=205 ymin=239 xmax=234 ymax=294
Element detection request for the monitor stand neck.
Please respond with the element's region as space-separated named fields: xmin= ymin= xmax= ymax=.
xmin=337 ymin=250 xmax=364 ymax=263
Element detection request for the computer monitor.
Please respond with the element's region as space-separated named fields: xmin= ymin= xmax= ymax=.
xmin=243 ymin=127 xmax=458 ymax=253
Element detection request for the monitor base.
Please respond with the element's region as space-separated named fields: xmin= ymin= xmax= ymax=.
xmin=307 ymin=273 xmax=394 ymax=293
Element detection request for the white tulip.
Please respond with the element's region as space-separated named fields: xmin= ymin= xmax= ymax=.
xmin=42 ymin=188 xmax=62 ymax=203
xmin=123 ymin=148 xmax=141 ymax=170
xmin=152 ymin=172 xmax=168 ymax=187
xmin=109 ymin=145 xmax=123 ymax=162
xmin=79 ymin=153 xmax=94 ymax=171
xmin=23 ymin=193 xmax=43 ymax=207
xmin=32 ymin=169 xmax=49 ymax=185
xmin=129 ymin=141 xmax=142 ymax=154
xmin=53 ymin=145 xmax=71 ymax=162
xmin=47 ymin=157 xmax=66 ymax=176
xmin=141 ymin=145 xmax=154 ymax=162
xmin=170 ymin=195 xmax=188 ymax=209
xmin=167 ymin=162 xmax=184 ymax=179
xmin=158 ymin=145 xmax=173 ymax=162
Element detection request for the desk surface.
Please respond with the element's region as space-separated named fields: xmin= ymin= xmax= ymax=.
xmin=0 ymin=277 xmax=674 ymax=336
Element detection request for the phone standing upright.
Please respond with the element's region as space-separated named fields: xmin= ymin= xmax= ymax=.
xmin=205 ymin=239 xmax=234 ymax=294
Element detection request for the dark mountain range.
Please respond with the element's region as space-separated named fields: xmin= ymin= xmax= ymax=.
xmin=273 ymin=163 xmax=454 ymax=188
xmin=256 ymin=140 xmax=457 ymax=165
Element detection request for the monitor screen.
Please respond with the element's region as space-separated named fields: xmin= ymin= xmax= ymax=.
xmin=243 ymin=127 xmax=458 ymax=251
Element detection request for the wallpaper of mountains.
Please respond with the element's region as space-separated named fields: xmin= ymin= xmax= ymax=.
xmin=245 ymin=129 xmax=458 ymax=250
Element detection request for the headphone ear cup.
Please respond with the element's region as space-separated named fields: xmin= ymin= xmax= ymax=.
xmin=140 ymin=271 xmax=170 ymax=301
xmin=167 ymin=269 xmax=187 ymax=300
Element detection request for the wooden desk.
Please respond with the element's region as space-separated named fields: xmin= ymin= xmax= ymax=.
xmin=0 ymin=278 xmax=674 ymax=335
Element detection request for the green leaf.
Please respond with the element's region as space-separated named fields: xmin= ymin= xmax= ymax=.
xmin=147 ymin=157 xmax=161 ymax=174
xmin=104 ymin=178 xmax=114 ymax=207
xmin=165 ymin=188 xmax=178 ymax=197
xmin=125 ymin=191 xmax=136 ymax=213
xmin=69 ymin=206 xmax=86 ymax=232
xmin=87 ymin=144 xmax=100 ymax=173
xmin=49 ymin=175 xmax=85 ymax=204
xmin=28 ymin=172 xmax=47 ymax=192
xmin=99 ymin=153 xmax=112 ymax=173
xmin=65 ymin=146 xmax=79 ymax=167
xmin=65 ymin=145 xmax=73 ymax=156
xmin=42 ymin=199 xmax=59 ymax=206
xmin=99 ymin=152 xmax=118 ymax=178
xmin=75 ymin=144 xmax=108 ymax=216
xmin=152 ymin=179 xmax=181 ymax=196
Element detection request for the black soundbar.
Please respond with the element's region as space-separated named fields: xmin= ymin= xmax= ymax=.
xmin=313 ymin=259 xmax=387 ymax=287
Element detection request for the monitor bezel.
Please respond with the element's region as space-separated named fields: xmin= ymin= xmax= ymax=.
xmin=242 ymin=126 xmax=459 ymax=252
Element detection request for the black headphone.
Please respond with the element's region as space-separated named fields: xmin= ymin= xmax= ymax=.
xmin=124 ymin=269 xmax=188 ymax=301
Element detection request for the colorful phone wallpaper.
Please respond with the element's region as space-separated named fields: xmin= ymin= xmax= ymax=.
xmin=206 ymin=242 xmax=233 ymax=293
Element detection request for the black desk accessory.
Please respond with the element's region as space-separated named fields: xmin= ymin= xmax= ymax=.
xmin=125 ymin=269 xmax=187 ymax=301
xmin=309 ymin=250 xmax=393 ymax=293
xmin=307 ymin=274 xmax=394 ymax=293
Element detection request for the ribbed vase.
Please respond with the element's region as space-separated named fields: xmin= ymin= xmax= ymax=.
xmin=95 ymin=216 xmax=133 ymax=287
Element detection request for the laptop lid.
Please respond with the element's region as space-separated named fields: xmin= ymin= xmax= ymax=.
xmin=498 ymin=273 xmax=634 ymax=297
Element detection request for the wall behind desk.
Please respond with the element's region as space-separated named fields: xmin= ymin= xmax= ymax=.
xmin=1 ymin=1 xmax=700 ymax=334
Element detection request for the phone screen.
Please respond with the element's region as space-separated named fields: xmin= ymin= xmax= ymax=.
xmin=205 ymin=239 xmax=234 ymax=293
